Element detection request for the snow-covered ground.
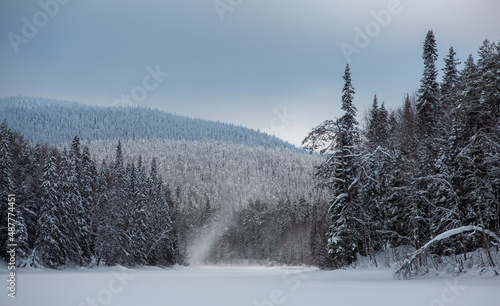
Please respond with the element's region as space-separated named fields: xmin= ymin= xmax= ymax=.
xmin=1 ymin=264 xmax=499 ymax=306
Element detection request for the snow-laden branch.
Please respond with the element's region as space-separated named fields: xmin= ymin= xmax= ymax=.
xmin=395 ymin=226 xmax=500 ymax=279
xmin=328 ymin=193 xmax=348 ymax=213
xmin=348 ymin=176 xmax=360 ymax=192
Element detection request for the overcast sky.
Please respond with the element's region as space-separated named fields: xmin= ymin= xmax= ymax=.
xmin=1 ymin=0 xmax=499 ymax=146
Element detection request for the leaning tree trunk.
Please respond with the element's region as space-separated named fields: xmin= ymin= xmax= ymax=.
xmin=395 ymin=226 xmax=500 ymax=279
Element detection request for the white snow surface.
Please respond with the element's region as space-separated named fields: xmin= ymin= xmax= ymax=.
xmin=1 ymin=264 xmax=499 ymax=306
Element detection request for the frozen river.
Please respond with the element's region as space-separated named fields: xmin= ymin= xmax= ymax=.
xmin=2 ymin=265 xmax=499 ymax=306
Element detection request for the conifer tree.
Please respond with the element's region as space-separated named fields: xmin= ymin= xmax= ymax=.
xmin=476 ymin=39 xmax=500 ymax=126
xmin=94 ymin=160 xmax=112 ymax=265
xmin=412 ymin=32 xmax=442 ymax=252
xmin=366 ymin=95 xmax=380 ymax=149
xmin=145 ymin=158 xmax=175 ymax=265
xmin=416 ymin=30 xmax=440 ymax=136
xmin=109 ymin=140 xmax=129 ymax=265
xmin=65 ymin=135 xmax=92 ymax=265
xmin=80 ymin=146 xmax=97 ymax=262
xmin=98 ymin=140 xmax=130 ymax=265
xmin=441 ymin=46 xmax=461 ymax=109
xmin=366 ymin=96 xmax=389 ymax=149
xmin=34 ymin=149 xmax=67 ymax=267
xmin=126 ymin=160 xmax=149 ymax=264
xmin=26 ymin=143 xmax=46 ymax=249
xmin=303 ymin=64 xmax=361 ymax=267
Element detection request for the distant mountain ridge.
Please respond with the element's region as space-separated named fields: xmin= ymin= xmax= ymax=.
xmin=0 ymin=96 xmax=299 ymax=150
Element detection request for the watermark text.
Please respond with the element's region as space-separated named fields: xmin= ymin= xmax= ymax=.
xmin=6 ymin=194 xmax=16 ymax=299
xmin=7 ymin=0 xmax=71 ymax=54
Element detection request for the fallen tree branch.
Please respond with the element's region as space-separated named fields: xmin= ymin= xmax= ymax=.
xmin=395 ymin=226 xmax=500 ymax=279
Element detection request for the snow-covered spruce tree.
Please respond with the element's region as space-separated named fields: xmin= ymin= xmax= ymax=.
xmin=476 ymin=39 xmax=500 ymax=127
xmin=303 ymin=64 xmax=361 ymax=267
xmin=399 ymin=95 xmax=418 ymax=157
xmin=93 ymin=160 xmax=112 ymax=265
xmin=111 ymin=140 xmax=131 ymax=265
xmin=357 ymin=98 xmax=394 ymax=264
xmin=80 ymin=145 xmax=97 ymax=263
xmin=416 ymin=30 xmax=440 ymax=137
xmin=407 ymin=31 xmax=442 ymax=256
xmin=145 ymin=158 xmax=176 ymax=265
xmin=27 ymin=143 xmax=46 ymax=249
xmin=366 ymin=96 xmax=389 ymax=150
xmin=98 ymin=140 xmax=130 ymax=266
xmin=126 ymin=158 xmax=150 ymax=265
xmin=33 ymin=148 xmax=68 ymax=267
xmin=58 ymin=148 xmax=81 ymax=263
xmin=165 ymin=184 xmax=181 ymax=264
xmin=457 ymin=54 xmax=480 ymax=135
xmin=424 ymin=48 xmax=465 ymax=256
xmin=414 ymin=32 xmax=440 ymax=221
xmin=366 ymin=96 xmax=380 ymax=149
xmin=441 ymin=46 xmax=461 ymax=112
xmin=437 ymin=46 xmax=461 ymax=147
xmin=64 ymin=135 xmax=93 ymax=265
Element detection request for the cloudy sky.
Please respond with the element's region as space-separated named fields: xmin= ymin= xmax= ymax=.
xmin=1 ymin=0 xmax=499 ymax=146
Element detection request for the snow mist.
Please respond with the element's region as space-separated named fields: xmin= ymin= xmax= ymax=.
xmin=186 ymin=208 xmax=234 ymax=265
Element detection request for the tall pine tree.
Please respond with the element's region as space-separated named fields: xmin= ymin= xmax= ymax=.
xmin=303 ymin=64 xmax=361 ymax=267
xmin=34 ymin=148 xmax=67 ymax=267
xmin=416 ymin=30 xmax=440 ymax=137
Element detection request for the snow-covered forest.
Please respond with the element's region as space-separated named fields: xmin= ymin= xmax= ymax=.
xmin=304 ymin=32 xmax=500 ymax=275
xmin=0 ymin=131 xmax=178 ymax=267
xmin=0 ymin=121 xmax=329 ymax=267
xmin=0 ymin=32 xmax=499 ymax=276
xmin=85 ymin=138 xmax=329 ymax=266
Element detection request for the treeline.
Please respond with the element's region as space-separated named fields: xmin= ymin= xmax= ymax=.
xmin=0 ymin=126 xmax=177 ymax=267
xmin=304 ymin=32 xmax=500 ymax=270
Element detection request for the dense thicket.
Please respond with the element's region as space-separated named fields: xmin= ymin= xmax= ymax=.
xmin=0 ymin=129 xmax=177 ymax=267
xmin=304 ymin=32 xmax=500 ymax=271
xmin=0 ymin=97 xmax=297 ymax=151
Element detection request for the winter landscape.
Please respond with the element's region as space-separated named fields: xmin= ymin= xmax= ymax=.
xmin=1 ymin=1 xmax=500 ymax=305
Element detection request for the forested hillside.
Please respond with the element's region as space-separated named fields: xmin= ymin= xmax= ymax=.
xmin=0 ymin=122 xmax=330 ymax=267
xmin=85 ymin=138 xmax=329 ymax=265
xmin=85 ymin=138 xmax=321 ymax=210
xmin=0 ymin=97 xmax=297 ymax=150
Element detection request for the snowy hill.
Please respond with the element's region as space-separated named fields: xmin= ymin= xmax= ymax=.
xmin=0 ymin=96 xmax=298 ymax=150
